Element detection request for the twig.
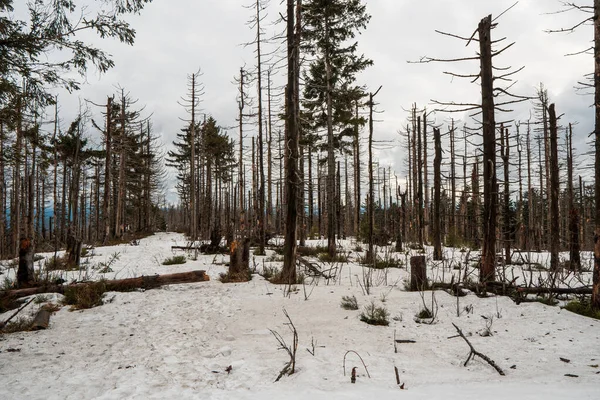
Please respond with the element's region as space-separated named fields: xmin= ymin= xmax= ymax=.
xmin=343 ymin=350 xmax=371 ymax=378
xmin=269 ymin=308 xmax=298 ymax=382
xmin=451 ymin=323 xmax=505 ymax=376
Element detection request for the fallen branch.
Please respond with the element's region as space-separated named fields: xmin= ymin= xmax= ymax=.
xmin=1 ymin=270 xmax=210 ymax=300
xmin=0 ymin=297 xmax=35 ymax=330
xmin=451 ymin=323 xmax=505 ymax=376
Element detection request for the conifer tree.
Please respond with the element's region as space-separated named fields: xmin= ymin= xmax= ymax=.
xmin=302 ymin=0 xmax=372 ymax=257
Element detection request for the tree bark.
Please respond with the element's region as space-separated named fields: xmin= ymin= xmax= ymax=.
xmin=479 ymin=15 xmax=497 ymax=283
xmin=433 ymin=128 xmax=442 ymax=260
xmin=282 ymin=0 xmax=299 ymax=284
xmin=592 ymin=0 xmax=600 ymax=309
xmin=549 ymin=104 xmax=560 ymax=271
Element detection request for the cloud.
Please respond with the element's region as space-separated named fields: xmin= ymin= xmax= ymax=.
xmin=47 ymin=0 xmax=594 ymax=204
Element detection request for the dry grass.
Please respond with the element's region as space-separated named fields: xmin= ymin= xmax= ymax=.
xmin=62 ymin=281 xmax=107 ymax=310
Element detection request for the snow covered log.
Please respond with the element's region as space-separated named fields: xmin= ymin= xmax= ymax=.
xmin=0 ymin=270 xmax=210 ymax=300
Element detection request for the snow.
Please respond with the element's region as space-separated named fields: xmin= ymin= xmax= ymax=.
xmin=1 ymin=232 xmax=599 ymax=399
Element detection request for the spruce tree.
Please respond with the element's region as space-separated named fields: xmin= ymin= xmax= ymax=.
xmin=302 ymin=0 xmax=372 ymax=256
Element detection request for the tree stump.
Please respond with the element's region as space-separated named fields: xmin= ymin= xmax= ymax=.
xmin=17 ymin=238 xmax=34 ymax=288
xmin=229 ymin=238 xmax=250 ymax=276
xmin=31 ymin=309 xmax=51 ymax=330
xmin=410 ymin=256 xmax=427 ymax=291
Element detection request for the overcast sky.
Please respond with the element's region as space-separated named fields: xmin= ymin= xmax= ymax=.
xmin=50 ymin=0 xmax=594 ymax=203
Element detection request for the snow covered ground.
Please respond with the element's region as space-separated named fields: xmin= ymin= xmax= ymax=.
xmin=1 ymin=232 xmax=599 ymax=399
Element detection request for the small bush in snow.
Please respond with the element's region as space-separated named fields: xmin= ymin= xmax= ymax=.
xmin=416 ymin=308 xmax=433 ymax=319
xmin=360 ymin=302 xmax=389 ymax=326
xmin=162 ymin=255 xmax=187 ymax=265
xmin=63 ymin=281 xmax=107 ymax=310
xmin=340 ymin=295 xmax=359 ymax=310
xmin=318 ymin=252 xmax=348 ymax=263
xmin=563 ymin=300 xmax=600 ymax=320
xmin=260 ymin=265 xmax=279 ymax=280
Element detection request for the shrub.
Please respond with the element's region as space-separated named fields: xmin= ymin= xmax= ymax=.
xmin=162 ymin=255 xmax=187 ymax=265
xmin=416 ymin=307 xmax=433 ymax=319
xmin=45 ymin=255 xmax=73 ymax=271
xmin=260 ymin=265 xmax=279 ymax=280
xmin=318 ymin=252 xmax=348 ymax=263
xmin=62 ymin=281 xmax=107 ymax=310
xmin=340 ymin=295 xmax=359 ymax=310
xmin=360 ymin=302 xmax=389 ymax=326
xmin=297 ymin=246 xmax=328 ymax=257
xmin=563 ymin=300 xmax=600 ymax=320
xmin=1 ymin=316 xmax=34 ymax=333
xmin=373 ymin=258 xmax=403 ymax=269
xmin=219 ymin=270 xmax=252 ymax=283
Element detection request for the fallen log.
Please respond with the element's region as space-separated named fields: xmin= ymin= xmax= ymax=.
xmin=0 ymin=270 xmax=210 ymax=300
xmin=516 ymin=286 xmax=592 ymax=295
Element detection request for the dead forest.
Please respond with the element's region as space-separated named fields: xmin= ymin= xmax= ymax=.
xmin=1 ymin=0 xmax=600 ymax=310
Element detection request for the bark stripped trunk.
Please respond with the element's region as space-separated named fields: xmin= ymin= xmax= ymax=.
xmin=567 ymin=123 xmax=581 ymax=270
xmin=433 ymin=128 xmax=442 ymax=260
xmin=549 ymin=104 xmax=560 ymax=271
xmin=593 ymin=0 xmax=600 ymax=309
xmin=500 ymin=125 xmax=511 ymax=264
xmin=103 ymin=97 xmax=112 ymax=244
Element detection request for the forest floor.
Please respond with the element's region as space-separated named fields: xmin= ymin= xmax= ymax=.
xmin=0 ymin=232 xmax=599 ymax=399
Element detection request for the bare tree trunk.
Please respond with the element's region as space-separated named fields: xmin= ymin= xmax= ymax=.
xmin=190 ymin=75 xmax=198 ymax=241
xmin=282 ymin=0 xmax=299 ymax=284
xmin=500 ymin=126 xmax=511 ymax=264
xmin=325 ymin=13 xmax=336 ymax=258
xmin=267 ymin=69 xmax=273 ymax=233
xmin=417 ymin=115 xmax=424 ymax=246
xmin=593 ymin=0 xmax=600 ymax=309
xmin=450 ymin=120 xmax=456 ymax=242
xmin=0 ymin=122 xmax=5 ymax=258
xmin=479 ymin=15 xmax=497 ymax=283
xmin=13 ymin=96 xmax=23 ymax=258
xmin=255 ymin=0 xmax=266 ymax=255
xmin=423 ymin=111 xmax=429 ymax=243
xmin=567 ymin=123 xmax=581 ymax=270
xmin=549 ymin=104 xmax=560 ymax=271
xmin=433 ymin=128 xmax=442 ymax=260
xmin=353 ymin=101 xmax=361 ymax=238
xmin=103 ymin=97 xmax=112 ymax=244
xmin=115 ymin=95 xmax=127 ymax=240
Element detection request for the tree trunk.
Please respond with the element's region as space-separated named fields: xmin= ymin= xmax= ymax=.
xmin=479 ymin=15 xmax=497 ymax=283
xmin=282 ymin=0 xmax=299 ymax=284
xmin=433 ymin=128 xmax=442 ymax=260
xmin=567 ymin=124 xmax=581 ymax=270
xmin=593 ymin=0 xmax=600 ymax=309
xmin=410 ymin=256 xmax=427 ymax=291
xmin=549 ymin=104 xmax=560 ymax=271
xmin=501 ymin=126 xmax=511 ymax=264
xmin=103 ymin=97 xmax=112 ymax=244
xmin=17 ymin=238 xmax=34 ymax=287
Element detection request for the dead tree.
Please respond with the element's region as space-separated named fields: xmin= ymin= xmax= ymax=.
xmin=282 ymin=0 xmax=300 ymax=284
xmin=567 ymin=123 xmax=581 ymax=270
xmin=546 ymin=0 xmax=600 ymax=308
xmin=548 ymin=104 xmax=560 ymax=271
xmin=415 ymin=9 xmax=528 ymax=283
xmin=367 ymin=87 xmax=382 ymax=264
xmin=433 ymin=127 xmax=443 ymax=260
